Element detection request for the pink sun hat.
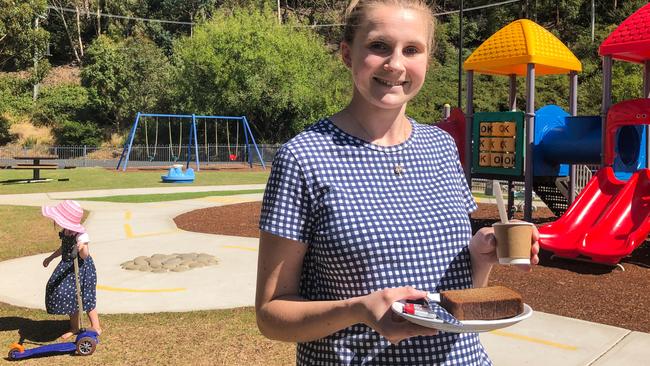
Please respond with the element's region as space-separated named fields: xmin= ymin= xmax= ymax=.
xmin=42 ymin=200 xmax=86 ymax=233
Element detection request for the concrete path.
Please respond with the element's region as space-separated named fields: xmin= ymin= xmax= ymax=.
xmin=0 ymin=185 xmax=647 ymax=365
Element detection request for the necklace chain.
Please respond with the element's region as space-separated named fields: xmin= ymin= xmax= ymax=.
xmin=345 ymin=110 xmax=408 ymax=176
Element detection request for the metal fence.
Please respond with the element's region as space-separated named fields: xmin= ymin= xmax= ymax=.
xmin=0 ymin=144 xmax=282 ymax=168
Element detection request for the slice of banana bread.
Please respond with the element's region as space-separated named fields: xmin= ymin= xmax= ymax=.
xmin=440 ymin=286 xmax=523 ymax=321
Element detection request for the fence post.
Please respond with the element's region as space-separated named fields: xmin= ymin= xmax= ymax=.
xmin=83 ymin=145 xmax=87 ymax=167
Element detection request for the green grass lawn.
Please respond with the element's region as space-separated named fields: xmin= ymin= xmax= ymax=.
xmin=1 ymin=303 xmax=294 ymax=365
xmin=78 ymin=189 xmax=265 ymax=203
xmin=0 ymin=170 xmax=296 ymax=364
xmin=0 ymin=167 xmax=269 ymax=195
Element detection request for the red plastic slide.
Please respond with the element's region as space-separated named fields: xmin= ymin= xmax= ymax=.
xmin=539 ymin=167 xmax=650 ymax=264
xmin=538 ymin=167 xmax=627 ymax=258
xmin=580 ymin=169 xmax=650 ymax=264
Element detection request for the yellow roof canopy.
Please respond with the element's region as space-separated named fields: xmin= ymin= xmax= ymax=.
xmin=463 ymin=19 xmax=582 ymax=76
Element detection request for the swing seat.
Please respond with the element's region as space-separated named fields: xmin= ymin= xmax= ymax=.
xmin=229 ymin=154 xmax=238 ymax=161
xmin=161 ymin=166 xmax=195 ymax=183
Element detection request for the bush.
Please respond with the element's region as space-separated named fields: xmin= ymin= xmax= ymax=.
xmin=0 ymin=75 xmax=33 ymax=115
xmin=52 ymin=120 xmax=104 ymax=146
xmin=0 ymin=113 xmax=16 ymax=145
xmin=171 ymin=6 xmax=348 ymax=143
xmin=31 ymin=84 xmax=90 ymax=126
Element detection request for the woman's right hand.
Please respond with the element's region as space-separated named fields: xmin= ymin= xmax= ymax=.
xmin=42 ymin=256 xmax=51 ymax=267
xmin=359 ymin=286 xmax=438 ymax=344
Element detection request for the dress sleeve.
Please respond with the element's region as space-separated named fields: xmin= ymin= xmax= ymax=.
xmin=259 ymin=145 xmax=314 ymax=244
xmin=77 ymin=232 xmax=90 ymax=244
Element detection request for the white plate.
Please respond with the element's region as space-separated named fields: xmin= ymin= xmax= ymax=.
xmin=391 ymin=293 xmax=533 ymax=333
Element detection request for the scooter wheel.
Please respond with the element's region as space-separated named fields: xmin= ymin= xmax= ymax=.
xmin=8 ymin=343 xmax=24 ymax=359
xmin=76 ymin=336 xmax=97 ymax=356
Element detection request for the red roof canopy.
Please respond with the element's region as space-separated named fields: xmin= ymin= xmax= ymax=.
xmin=599 ymin=2 xmax=650 ymax=64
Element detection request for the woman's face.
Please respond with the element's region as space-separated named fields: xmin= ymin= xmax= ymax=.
xmin=342 ymin=5 xmax=429 ymax=111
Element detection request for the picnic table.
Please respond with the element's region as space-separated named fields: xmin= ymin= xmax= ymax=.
xmin=12 ymin=155 xmax=58 ymax=181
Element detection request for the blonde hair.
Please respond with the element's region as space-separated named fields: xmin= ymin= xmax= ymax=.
xmin=343 ymin=0 xmax=436 ymax=51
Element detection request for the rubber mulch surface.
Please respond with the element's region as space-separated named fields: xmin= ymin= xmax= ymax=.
xmin=175 ymin=202 xmax=650 ymax=333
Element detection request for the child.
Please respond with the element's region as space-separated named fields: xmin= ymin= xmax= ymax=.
xmin=42 ymin=200 xmax=101 ymax=339
xmin=255 ymin=0 xmax=539 ymax=364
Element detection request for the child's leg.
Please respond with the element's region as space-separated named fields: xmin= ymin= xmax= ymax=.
xmin=87 ymin=309 xmax=102 ymax=335
xmin=60 ymin=312 xmax=81 ymax=339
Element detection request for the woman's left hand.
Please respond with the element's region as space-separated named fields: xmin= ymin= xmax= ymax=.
xmin=469 ymin=222 xmax=540 ymax=271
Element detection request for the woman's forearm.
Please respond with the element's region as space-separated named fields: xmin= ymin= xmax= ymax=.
xmin=257 ymin=295 xmax=364 ymax=342
xmin=470 ymin=253 xmax=493 ymax=288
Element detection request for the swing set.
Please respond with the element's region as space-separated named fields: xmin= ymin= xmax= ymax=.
xmin=116 ymin=113 xmax=265 ymax=171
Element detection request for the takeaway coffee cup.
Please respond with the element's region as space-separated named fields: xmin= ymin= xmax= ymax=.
xmin=492 ymin=222 xmax=534 ymax=265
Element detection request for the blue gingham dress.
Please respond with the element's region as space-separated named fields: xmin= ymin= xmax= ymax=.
xmin=260 ymin=118 xmax=491 ymax=365
xmin=45 ymin=231 xmax=97 ymax=314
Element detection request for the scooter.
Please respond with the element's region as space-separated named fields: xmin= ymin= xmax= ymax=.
xmin=8 ymin=245 xmax=99 ymax=359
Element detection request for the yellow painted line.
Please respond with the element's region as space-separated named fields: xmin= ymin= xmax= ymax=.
xmin=124 ymin=223 xmax=178 ymax=239
xmin=124 ymin=223 xmax=134 ymax=238
xmin=222 ymin=245 xmax=258 ymax=252
xmin=490 ymin=329 xmax=578 ymax=350
xmin=97 ymin=284 xmax=186 ymax=293
xmin=124 ymin=210 xmax=132 ymax=220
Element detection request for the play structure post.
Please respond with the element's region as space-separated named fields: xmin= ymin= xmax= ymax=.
xmin=643 ymin=60 xmax=650 ymax=98
xmin=242 ymin=116 xmax=266 ymax=169
xmin=643 ymin=60 xmax=650 ymax=168
xmin=443 ymin=104 xmax=451 ymax=119
xmin=508 ymin=75 xmax=517 ymax=111
xmin=464 ymin=70 xmax=474 ymax=182
xmin=601 ymin=56 xmax=613 ymax=167
xmin=117 ymin=112 xmax=141 ymax=171
xmin=242 ymin=117 xmax=251 ymax=167
xmin=524 ymin=63 xmax=536 ymax=221
xmin=568 ymin=71 xmax=579 ymax=203
xmin=191 ymin=114 xmax=200 ymax=171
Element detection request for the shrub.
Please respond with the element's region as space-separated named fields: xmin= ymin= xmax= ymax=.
xmin=0 ymin=75 xmax=33 ymax=115
xmin=31 ymin=84 xmax=90 ymax=126
xmin=52 ymin=120 xmax=104 ymax=146
xmin=0 ymin=113 xmax=16 ymax=145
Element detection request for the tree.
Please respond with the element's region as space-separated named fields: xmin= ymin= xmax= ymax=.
xmin=172 ymin=6 xmax=348 ymax=142
xmin=81 ymin=35 xmax=172 ymax=131
xmin=0 ymin=0 xmax=49 ymax=70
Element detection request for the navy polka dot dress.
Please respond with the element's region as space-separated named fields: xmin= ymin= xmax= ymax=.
xmin=260 ymin=118 xmax=492 ymax=365
xmin=45 ymin=231 xmax=97 ymax=314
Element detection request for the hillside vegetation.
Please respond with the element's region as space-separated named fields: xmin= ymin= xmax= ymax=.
xmin=0 ymin=0 xmax=647 ymax=146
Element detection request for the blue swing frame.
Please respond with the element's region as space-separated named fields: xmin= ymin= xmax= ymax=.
xmin=116 ymin=113 xmax=266 ymax=171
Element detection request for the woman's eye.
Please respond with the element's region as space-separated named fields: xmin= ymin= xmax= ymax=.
xmin=404 ymin=46 xmax=421 ymax=55
xmin=369 ymin=42 xmax=388 ymax=51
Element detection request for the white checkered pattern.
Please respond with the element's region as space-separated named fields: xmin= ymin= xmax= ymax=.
xmin=260 ymin=118 xmax=490 ymax=365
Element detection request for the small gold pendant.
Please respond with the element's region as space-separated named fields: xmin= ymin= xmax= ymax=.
xmin=394 ymin=165 xmax=404 ymax=176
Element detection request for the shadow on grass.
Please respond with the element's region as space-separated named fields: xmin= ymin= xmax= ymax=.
xmin=0 ymin=317 xmax=68 ymax=343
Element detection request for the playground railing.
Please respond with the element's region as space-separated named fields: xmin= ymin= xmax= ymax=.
xmin=0 ymin=144 xmax=282 ymax=168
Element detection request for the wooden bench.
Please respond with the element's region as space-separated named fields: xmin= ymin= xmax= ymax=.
xmin=16 ymin=163 xmax=58 ymax=167
xmin=12 ymin=164 xmax=58 ymax=180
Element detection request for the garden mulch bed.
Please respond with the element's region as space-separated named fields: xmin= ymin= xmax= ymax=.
xmin=175 ymin=202 xmax=650 ymax=333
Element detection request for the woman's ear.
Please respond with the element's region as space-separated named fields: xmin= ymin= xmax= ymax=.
xmin=341 ymin=41 xmax=352 ymax=69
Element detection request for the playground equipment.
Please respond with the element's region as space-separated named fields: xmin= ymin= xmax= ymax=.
xmin=452 ymin=5 xmax=650 ymax=266
xmin=161 ymin=164 xmax=195 ymax=183
xmin=116 ymin=113 xmax=266 ymax=171
xmin=463 ymin=18 xmax=595 ymax=219
xmin=538 ymin=4 xmax=650 ymax=266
